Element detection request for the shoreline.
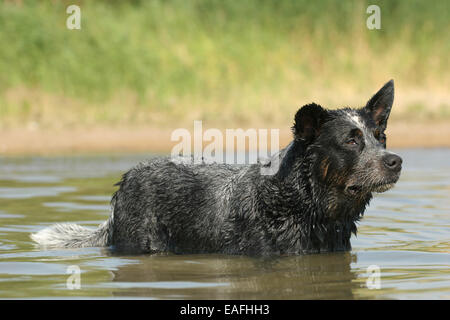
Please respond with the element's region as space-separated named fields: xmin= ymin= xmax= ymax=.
xmin=1 ymin=121 xmax=449 ymax=156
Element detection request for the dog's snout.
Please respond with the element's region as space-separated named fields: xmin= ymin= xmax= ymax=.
xmin=383 ymin=154 xmax=402 ymax=172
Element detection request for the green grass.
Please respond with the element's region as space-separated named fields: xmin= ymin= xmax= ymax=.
xmin=0 ymin=0 xmax=448 ymax=128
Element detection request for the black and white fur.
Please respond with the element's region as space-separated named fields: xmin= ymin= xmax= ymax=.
xmin=31 ymin=80 xmax=402 ymax=255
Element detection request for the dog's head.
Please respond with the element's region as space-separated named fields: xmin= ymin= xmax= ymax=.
xmin=292 ymin=80 xmax=402 ymax=198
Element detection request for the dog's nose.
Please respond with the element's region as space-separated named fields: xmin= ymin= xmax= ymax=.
xmin=383 ymin=154 xmax=402 ymax=172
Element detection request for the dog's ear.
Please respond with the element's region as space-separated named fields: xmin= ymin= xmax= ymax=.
xmin=292 ymin=103 xmax=328 ymax=143
xmin=365 ymin=79 xmax=394 ymax=130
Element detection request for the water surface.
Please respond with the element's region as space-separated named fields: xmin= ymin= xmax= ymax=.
xmin=0 ymin=149 xmax=448 ymax=299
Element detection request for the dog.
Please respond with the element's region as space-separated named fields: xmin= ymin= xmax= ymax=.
xmin=31 ymin=80 xmax=402 ymax=255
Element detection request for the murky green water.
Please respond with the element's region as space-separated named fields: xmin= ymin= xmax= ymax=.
xmin=0 ymin=149 xmax=448 ymax=299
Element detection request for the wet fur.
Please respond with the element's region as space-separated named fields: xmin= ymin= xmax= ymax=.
xmin=31 ymin=80 xmax=402 ymax=255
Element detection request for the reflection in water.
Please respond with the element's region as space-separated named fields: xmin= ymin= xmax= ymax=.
xmin=0 ymin=149 xmax=449 ymax=299
xmin=108 ymin=253 xmax=358 ymax=299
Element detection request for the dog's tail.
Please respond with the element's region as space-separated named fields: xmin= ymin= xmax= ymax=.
xmin=30 ymin=219 xmax=112 ymax=248
xmin=31 ymin=190 xmax=119 ymax=249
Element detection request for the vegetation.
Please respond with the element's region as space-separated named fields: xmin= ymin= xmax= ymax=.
xmin=0 ymin=0 xmax=448 ymax=129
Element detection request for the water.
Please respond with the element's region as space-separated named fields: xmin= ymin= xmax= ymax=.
xmin=0 ymin=149 xmax=448 ymax=299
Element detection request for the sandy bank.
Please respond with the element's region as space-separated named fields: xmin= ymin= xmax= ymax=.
xmin=0 ymin=121 xmax=449 ymax=156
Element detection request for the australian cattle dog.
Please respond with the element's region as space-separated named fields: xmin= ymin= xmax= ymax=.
xmin=32 ymin=80 xmax=402 ymax=255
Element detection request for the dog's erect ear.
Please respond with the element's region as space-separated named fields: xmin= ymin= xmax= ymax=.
xmin=292 ymin=103 xmax=328 ymax=143
xmin=365 ymin=80 xmax=394 ymax=130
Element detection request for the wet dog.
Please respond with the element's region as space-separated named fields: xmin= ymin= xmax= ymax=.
xmin=32 ymin=80 xmax=402 ymax=255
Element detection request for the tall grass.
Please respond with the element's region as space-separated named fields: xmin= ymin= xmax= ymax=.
xmin=0 ymin=0 xmax=448 ymax=128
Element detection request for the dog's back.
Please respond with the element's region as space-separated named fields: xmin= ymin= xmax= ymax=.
xmin=110 ymin=158 xmax=246 ymax=253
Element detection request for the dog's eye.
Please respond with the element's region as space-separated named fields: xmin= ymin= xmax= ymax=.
xmin=346 ymin=139 xmax=358 ymax=145
xmin=375 ymin=129 xmax=386 ymax=145
xmin=374 ymin=129 xmax=380 ymax=139
xmin=378 ymin=133 xmax=386 ymax=144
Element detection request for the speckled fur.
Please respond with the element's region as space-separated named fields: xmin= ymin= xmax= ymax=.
xmin=31 ymin=80 xmax=402 ymax=255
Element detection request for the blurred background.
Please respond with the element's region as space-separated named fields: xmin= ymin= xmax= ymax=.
xmin=1 ymin=1 xmax=449 ymax=300
xmin=0 ymin=0 xmax=449 ymax=154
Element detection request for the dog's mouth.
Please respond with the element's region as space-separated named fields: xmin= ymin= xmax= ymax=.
xmin=371 ymin=183 xmax=395 ymax=193
xmin=345 ymin=185 xmax=363 ymax=196
xmin=345 ymin=182 xmax=396 ymax=195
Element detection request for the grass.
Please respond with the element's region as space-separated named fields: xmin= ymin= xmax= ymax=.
xmin=0 ymin=0 xmax=449 ymax=129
